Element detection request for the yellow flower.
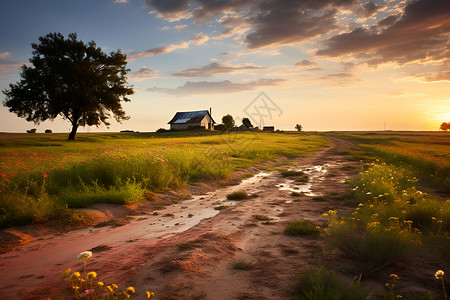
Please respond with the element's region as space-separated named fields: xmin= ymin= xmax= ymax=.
xmin=107 ymin=286 xmax=114 ymax=293
xmin=112 ymin=283 xmax=118 ymax=289
xmin=77 ymin=251 xmax=92 ymax=261
xmin=147 ymin=291 xmax=155 ymax=298
xmin=87 ymin=272 xmax=97 ymax=279
xmin=127 ymin=287 xmax=135 ymax=294
xmin=435 ymin=270 xmax=445 ymax=280
xmin=98 ymin=282 xmax=104 ymax=288
xmin=390 ymin=274 xmax=399 ymax=280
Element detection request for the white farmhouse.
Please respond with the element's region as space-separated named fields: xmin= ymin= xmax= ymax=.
xmin=168 ymin=109 xmax=215 ymax=130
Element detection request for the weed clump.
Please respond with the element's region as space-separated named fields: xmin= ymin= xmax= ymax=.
xmin=231 ymin=258 xmax=253 ymax=270
xmin=295 ymin=266 xmax=368 ymax=300
xmin=285 ymin=219 xmax=320 ymax=235
xmin=226 ymin=190 xmax=249 ymax=200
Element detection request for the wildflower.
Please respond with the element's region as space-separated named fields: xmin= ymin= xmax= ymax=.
xmin=98 ymin=282 xmax=104 ymax=288
xmin=107 ymin=286 xmax=114 ymax=293
xmin=390 ymin=274 xmax=399 ymax=280
xmin=127 ymin=287 xmax=136 ymax=294
xmin=112 ymin=284 xmax=118 ymax=289
xmin=77 ymin=251 xmax=92 ymax=261
xmin=62 ymin=268 xmax=71 ymax=278
xmin=70 ymin=272 xmax=81 ymax=280
xmin=389 ymin=217 xmax=399 ymax=221
xmin=147 ymin=291 xmax=155 ymax=298
xmin=435 ymin=270 xmax=445 ymax=280
xmin=87 ymin=272 xmax=97 ymax=279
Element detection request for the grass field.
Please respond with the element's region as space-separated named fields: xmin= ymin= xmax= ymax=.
xmin=329 ymin=131 xmax=450 ymax=192
xmin=0 ymin=131 xmax=328 ymax=228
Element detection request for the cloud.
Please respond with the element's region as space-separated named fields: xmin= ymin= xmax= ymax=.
xmin=144 ymin=0 xmax=190 ymax=21
xmin=129 ymin=33 xmax=208 ymax=59
xmin=356 ymin=1 xmax=383 ymax=18
xmin=0 ymin=60 xmax=24 ymax=77
xmin=317 ymin=0 xmax=450 ymax=66
xmin=412 ymin=70 xmax=450 ymax=82
xmin=129 ymin=66 xmax=159 ymax=81
xmin=0 ymin=52 xmax=11 ymax=59
xmin=317 ymin=72 xmax=359 ymax=86
xmin=172 ymin=62 xmax=265 ymax=77
xmin=189 ymin=33 xmax=209 ymax=45
xmin=192 ymin=0 xmax=255 ymax=22
xmin=295 ymin=59 xmax=317 ymax=67
xmin=113 ymin=0 xmax=128 ymax=3
xmin=148 ymin=78 xmax=286 ymax=96
xmin=129 ymin=42 xmax=189 ymax=59
xmin=244 ymin=0 xmax=358 ymax=49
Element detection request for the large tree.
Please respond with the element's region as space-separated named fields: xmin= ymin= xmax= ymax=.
xmin=2 ymin=33 xmax=134 ymax=140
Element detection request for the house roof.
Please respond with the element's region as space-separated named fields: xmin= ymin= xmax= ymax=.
xmin=168 ymin=110 xmax=216 ymax=125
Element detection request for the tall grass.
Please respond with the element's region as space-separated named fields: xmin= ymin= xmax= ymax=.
xmin=323 ymin=162 xmax=449 ymax=272
xmin=0 ymin=132 xmax=328 ymax=227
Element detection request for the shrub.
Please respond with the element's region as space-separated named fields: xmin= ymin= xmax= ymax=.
xmin=231 ymin=258 xmax=253 ymax=270
xmin=226 ymin=190 xmax=249 ymax=200
xmin=295 ymin=266 xmax=368 ymax=300
xmin=45 ymin=129 xmax=52 ymax=133
xmin=285 ymin=220 xmax=320 ymax=235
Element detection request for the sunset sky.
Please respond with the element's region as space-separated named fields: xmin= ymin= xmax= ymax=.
xmin=0 ymin=0 xmax=449 ymax=133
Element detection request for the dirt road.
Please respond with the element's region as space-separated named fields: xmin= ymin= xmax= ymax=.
xmin=0 ymin=137 xmax=360 ymax=299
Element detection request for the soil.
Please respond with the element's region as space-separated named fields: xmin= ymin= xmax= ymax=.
xmin=0 ymin=137 xmax=447 ymax=299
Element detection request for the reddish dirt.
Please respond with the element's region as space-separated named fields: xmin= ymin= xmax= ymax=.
xmin=0 ymin=137 xmax=446 ymax=299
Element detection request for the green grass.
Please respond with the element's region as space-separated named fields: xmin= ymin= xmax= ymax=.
xmin=322 ymin=162 xmax=447 ymax=272
xmin=0 ymin=132 xmax=328 ymax=227
xmin=285 ymin=219 xmax=320 ymax=235
xmin=295 ymin=266 xmax=368 ymax=300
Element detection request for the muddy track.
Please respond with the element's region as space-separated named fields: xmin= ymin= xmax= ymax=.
xmin=0 ymin=137 xmax=361 ymax=299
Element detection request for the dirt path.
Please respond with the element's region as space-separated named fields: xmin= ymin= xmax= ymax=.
xmin=0 ymin=137 xmax=360 ymax=299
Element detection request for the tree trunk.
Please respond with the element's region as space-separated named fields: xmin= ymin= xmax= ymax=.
xmin=68 ymin=123 xmax=79 ymax=140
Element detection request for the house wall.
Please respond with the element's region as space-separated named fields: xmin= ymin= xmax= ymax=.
xmin=200 ymin=115 xmax=214 ymax=130
xmin=170 ymin=123 xmax=201 ymax=130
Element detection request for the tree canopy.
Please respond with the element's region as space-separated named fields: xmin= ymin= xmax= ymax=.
xmin=222 ymin=114 xmax=235 ymax=131
xmin=242 ymin=117 xmax=253 ymax=128
xmin=295 ymin=124 xmax=302 ymax=132
xmin=440 ymin=122 xmax=450 ymax=131
xmin=2 ymin=32 xmax=134 ymax=140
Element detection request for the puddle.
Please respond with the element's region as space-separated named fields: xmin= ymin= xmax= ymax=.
xmin=277 ymin=164 xmax=333 ymax=196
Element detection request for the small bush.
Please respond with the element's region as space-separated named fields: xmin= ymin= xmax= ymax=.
xmin=226 ymin=190 xmax=249 ymax=200
xmin=295 ymin=266 xmax=368 ymax=300
xmin=231 ymin=258 xmax=253 ymax=270
xmin=45 ymin=129 xmax=52 ymax=133
xmin=295 ymin=175 xmax=309 ymax=182
xmin=285 ymin=219 xmax=320 ymax=235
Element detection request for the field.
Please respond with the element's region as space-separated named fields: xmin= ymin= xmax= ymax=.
xmin=0 ymin=131 xmax=327 ymax=227
xmin=0 ymin=131 xmax=449 ymax=299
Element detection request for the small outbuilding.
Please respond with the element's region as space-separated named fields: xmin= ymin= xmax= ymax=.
xmin=168 ymin=109 xmax=215 ymax=130
xmin=263 ymin=126 xmax=275 ymax=132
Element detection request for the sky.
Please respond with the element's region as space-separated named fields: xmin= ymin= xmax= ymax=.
xmin=0 ymin=0 xmax=449 ymax=133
